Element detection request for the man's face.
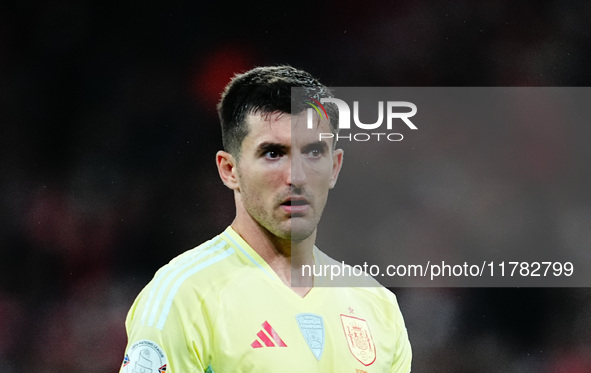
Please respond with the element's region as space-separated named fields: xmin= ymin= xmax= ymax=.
xmin=234 ymin=111 xmax=343 ymax=241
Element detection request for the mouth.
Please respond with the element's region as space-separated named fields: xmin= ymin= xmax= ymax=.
xmin=280 ymin=197 xmax=310 ymax=215
xmin=282 ymin=197 xmax=309 ymax=206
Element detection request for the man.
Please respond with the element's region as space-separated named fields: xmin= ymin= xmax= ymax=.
xmin=120 ymin=65 xmax=412 ymax=372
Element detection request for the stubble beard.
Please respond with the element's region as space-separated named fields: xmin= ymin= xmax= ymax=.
xmin=249 ymin=204 xmax=317 ymax=243
xmin=241 ymin=192 xmax=320 ymax=243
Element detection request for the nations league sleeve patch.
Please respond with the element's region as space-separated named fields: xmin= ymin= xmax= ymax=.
xmin=121 ymin=339 xmax=169 ymax=373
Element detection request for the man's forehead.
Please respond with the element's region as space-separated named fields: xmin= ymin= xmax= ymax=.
xmin=243 ymin=113 xmax=334 ymax=151
xmin=246 ymin=111 xmax=291 ymax=128
xmin=245 ymin=111 xmax=334 ymax=147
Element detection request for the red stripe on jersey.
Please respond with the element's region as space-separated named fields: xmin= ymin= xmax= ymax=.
xmin=250 ymin=340 xmax=263 ymax=348
xmin=257 ymin=330 xmax=276 ymax=347
xmin=263 ymin=321 xmax=287 ymax=347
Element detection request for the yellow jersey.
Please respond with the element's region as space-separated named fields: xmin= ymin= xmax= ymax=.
xmin=121 ymin=227 xmax=411 ymax=373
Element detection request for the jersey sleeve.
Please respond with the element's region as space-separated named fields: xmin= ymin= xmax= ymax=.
xmin=368 ymin=287 xmax=412 ymax=373
xmin=390 ymin=324 xmax=412 ymax=373
xmin=119 ymin=282 xmax=213 ymax=373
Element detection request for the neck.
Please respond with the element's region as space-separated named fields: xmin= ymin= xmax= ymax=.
xmin=231 ymin=204 xmax=315 ymax=296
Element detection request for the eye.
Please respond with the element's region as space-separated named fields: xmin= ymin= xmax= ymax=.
xmin=307 ymin=149 xmax=322 ymax=158
xmin=264 ymin=150 xmax=282 ymax=159
xmin=258 ymin=144 xmax=288 ymax=160
xmin=303 ymin=144 xmax=326 ymax=159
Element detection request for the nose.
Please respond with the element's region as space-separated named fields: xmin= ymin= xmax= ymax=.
xmin=289 ymin=153 xmax=307 ymax=188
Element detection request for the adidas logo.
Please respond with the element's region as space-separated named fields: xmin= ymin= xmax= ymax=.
xmin=251 ymin=321 xmax=287 ymax=348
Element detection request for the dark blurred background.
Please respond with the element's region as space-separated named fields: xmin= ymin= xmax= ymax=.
xmin=1 ymin=1 xmax=591 ymax=372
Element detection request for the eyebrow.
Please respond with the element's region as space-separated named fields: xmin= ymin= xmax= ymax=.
xmin=256 ymin=142 xmax=289 ymax=154
xmin=303 ymin=141 xmax=329 ymax=151
xmin=255 ymin=140 xmax=330 ymax=155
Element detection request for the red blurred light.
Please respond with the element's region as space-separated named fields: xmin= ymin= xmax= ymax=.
xmin=193 ymin=45 xmax=256 ymax=113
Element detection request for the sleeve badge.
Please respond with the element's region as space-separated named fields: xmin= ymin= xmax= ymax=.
xmin=121 ymin=339 xmax=169 ymax=373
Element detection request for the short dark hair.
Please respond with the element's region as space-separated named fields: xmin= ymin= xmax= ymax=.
xmin=217 ymin=65 xmax=337 ymax=156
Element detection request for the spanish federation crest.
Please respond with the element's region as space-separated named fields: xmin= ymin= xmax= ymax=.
xmin=296 ymin=313 xmax=325 ymax=360
xmin=340 ymin=315 xmax=376 ymax=366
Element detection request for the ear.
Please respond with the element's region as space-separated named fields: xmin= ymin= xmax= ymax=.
xmin=216 ymin=151 xmax=239 ymax=190
xmin=328 ymin=148 xmax=344 ymax=189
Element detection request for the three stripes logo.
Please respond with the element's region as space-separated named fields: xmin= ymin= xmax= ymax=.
xmin=251 ymin=321 xmax=287 ymax=349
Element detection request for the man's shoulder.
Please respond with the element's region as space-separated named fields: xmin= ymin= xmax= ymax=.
xmin=139 ymin=226 xmax=280 ymax=302
xmin=140 ymin=232 xmax=240 ymax=300
xmin=126 ymin=231 xmax=244 ymax=328
xmin=163 ymin=232 xmax=241 ymax=281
